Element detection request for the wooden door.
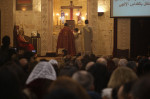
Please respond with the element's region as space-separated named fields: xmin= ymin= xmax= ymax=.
xmin=130 ymin=18 xmax=150 ymax=58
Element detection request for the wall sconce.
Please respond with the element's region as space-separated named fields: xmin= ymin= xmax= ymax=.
xmin=98 ymin=12 xmax=104 ymax=16
xmin=98 ymin=6 xmax=104 ymax=16
xmin=21 ymin=7 xmax=26 ymax=11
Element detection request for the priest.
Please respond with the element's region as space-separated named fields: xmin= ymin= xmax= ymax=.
xmin=17 ymin=28 xmax=35 ymax=52
xmin=57 ymin=23 xmax=76 ymax=56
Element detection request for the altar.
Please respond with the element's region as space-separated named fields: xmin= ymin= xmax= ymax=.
xmin=53 ymin=1 xmax=86 ymax=30
xmin=50 ymin=0 xmax=88 ymax=55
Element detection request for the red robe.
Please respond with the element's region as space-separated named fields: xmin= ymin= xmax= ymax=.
xmin=57 ymin=26 xmax=76 ymax=56
xmin=17 ymin=34 xmax=34 ymax=51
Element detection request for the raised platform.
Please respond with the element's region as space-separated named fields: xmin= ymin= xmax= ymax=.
xmin=37 ymin=56 xmax=63 ymax=63
xmin=46 ymin=52 xmax=57 ymax=57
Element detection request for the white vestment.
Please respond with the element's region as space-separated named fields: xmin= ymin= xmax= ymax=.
xmin=81 ymin=24 xmax=93 ymax=55
xmin=26 ymin=61 xmax=56 ymax=84
xmin=73 ymin=32 xmax=82 ymax=54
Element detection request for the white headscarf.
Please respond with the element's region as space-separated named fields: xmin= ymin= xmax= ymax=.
xmin=49 ymin=59 xmax=58 ymax=65
xmin=101 ymin=88 xmax=112 ymax=99
xmin=26 ymin=60 xmax=56 ymax=84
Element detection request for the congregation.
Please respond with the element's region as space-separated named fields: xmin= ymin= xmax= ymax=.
xmin=0 ymin=36 xmax=150 ymax=99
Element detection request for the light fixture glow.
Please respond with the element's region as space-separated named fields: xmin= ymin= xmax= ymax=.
xmin=56 ymin=13 xmax=59 ymax=16
xmin=22 ymin=7 xmax=26 ymax=11
xmin=98 ymin=7 xmax=104 ymax=12
xmin=65 ymin=13 xmax=68 ymax=16
xmin=76 ymin=13 xmax=79 ymax=16
xmin=81 ymin=17 xmax=85 ymax=20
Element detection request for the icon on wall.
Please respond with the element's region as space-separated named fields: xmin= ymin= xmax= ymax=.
xmin=16 ymin=0 xmax=32 ymax=11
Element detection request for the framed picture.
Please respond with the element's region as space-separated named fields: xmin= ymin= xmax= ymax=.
xmin=16 ymin=0 xmax=32 ymax=11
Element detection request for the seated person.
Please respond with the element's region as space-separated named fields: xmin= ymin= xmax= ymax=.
xmin=17 ymin=28 xmax=34 ymax=52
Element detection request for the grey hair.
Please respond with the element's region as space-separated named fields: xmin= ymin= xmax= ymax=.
xmin=85 ymin=61 xmax=95 ymax=70
xmin=118 ymin=59 xmax=128 ymax=67
xmin=72 ymin=71 xmax=94 ymax=91
xmin=112 ymin=58 xmax=120 ymax=67
xmin=96 ymin=58 xmax=107 ymax=66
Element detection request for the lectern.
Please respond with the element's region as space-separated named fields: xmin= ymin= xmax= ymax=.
xmin=31 ymin=37 xmax=41 ymax=56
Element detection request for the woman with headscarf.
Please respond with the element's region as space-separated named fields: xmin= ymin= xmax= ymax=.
xmin=49 ymin=59 xmax=59 ymax=76
xmin=25 ymin=60 xmax=57 ymax=99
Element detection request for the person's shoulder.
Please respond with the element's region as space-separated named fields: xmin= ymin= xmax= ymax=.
xmin=86 ymin=25 xmax=91 ymax=28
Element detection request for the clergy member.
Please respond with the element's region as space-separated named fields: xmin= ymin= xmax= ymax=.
xmin=81 ymin=20 xmax=93 ymax=55
xmin=17 ymin=28 xmax=35 ymax=52
xmin=73 ymin=28 xmax=82 ymax=54
xmin=57 ymin=23 xmax=76 ymax=56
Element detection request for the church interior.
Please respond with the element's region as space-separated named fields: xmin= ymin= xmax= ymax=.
xmin=0 ymin=0 xmax=150 ymax=57
xmin=1 ymin=1 xmax=150 ymax=99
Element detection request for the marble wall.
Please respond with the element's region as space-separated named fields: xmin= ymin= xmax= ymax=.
xmin=88 ymin=0 xmax=99 ymax=55
xmin=41 ymin=0 xmax=53 ymax=55
xmin=0 ymin=0 xmax=15 ymax=46
xmin=15 ymin=0 xmax=41 ymax=37
xmin=97 ymin=0 xmax=114 ymax=56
